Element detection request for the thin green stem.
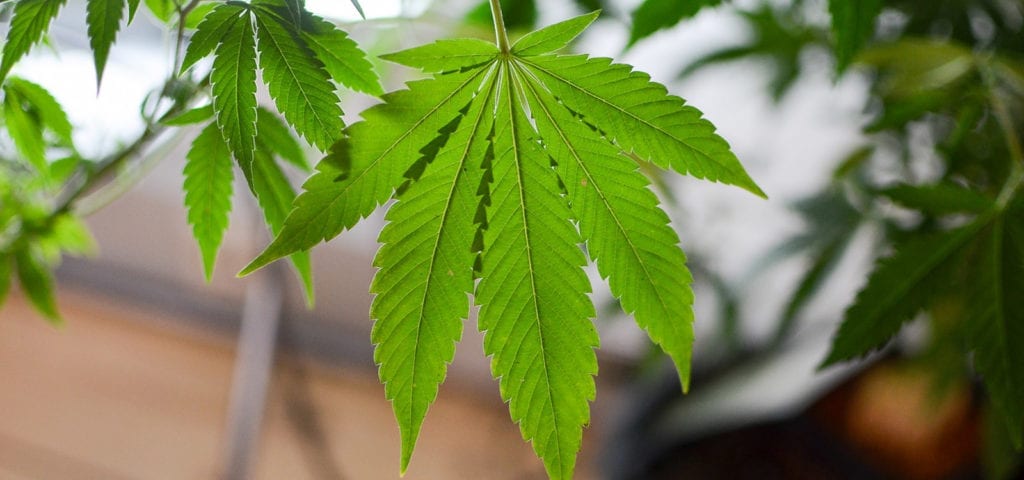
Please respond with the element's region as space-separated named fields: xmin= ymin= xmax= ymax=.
xmin=489 ymin=0 xmax=510 ymax=54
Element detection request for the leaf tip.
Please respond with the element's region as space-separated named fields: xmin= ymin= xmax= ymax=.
xmin=237 ymin=260 xmax=264 ymax=278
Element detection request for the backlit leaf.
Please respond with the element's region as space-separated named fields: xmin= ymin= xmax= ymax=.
xmin=0 ymin=0 xmax=67 ymax=83
xmin=252 ymin=4 xmax=343 ymax=150
xmin=86 ymin=0 xmax=126 ymax=88
xmin=183 ymin=122 xmax=234 ymax=281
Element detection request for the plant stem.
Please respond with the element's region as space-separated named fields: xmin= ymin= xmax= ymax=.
xmin=489 ymin=0 xmax=510 ymax=54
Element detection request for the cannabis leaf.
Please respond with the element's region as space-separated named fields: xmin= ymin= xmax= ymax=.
xmin=184 ymin=123 xmax=234 ymax=281
xmin=242 ymin=10 xmax=762 ymax=479
xmin=251 ymin=1 xmax=342 ymax=150
xmin=963 ymin=214 xmax=1024 ymax=447
xmin=86 ymin=0 xmax=127 ymax=88
xmin=628 ymin=0 xmax=721 ymax=46
xmin=822 ymin=217 xmax=990 ymax=366
xmin=829 ymin=0 xmax=882 ymax=72
xmin=0 ymin=0 xmax=68 ymax=83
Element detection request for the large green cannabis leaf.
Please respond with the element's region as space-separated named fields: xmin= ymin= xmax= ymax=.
xmin=241 ymin=9 xmax=762 ymax=479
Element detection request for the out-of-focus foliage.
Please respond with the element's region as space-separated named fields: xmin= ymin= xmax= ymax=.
xmin=639 ymin=0 xmax=1024 ymax=464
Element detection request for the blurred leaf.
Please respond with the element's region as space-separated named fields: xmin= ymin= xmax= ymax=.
xmin=161 ymin=103 xmax=214 ymax=126
xmin=964 ymin=215 xmax=1024 ymax=448
xmin=983 ymin=405 xmax=1024 ymax=479
xmin=466 ymin=0 xmax=536 ymax=31
xmin=6 ymin=77 xmax=73 ymax=145
xmin=184 ymin=2 xmax=216 ymax=29
xmin=861 ymin=40 xmax=976 ymax=98
xmin=0 ymin=0 xmax=68 ymax=83
xmin=0 ymin=255 xmax=11 ymax=309
xmin=126 ymin=0 xmax=138 ymax=22
xmin=628 ymin=0 xmax=721 ymax=47
xmin=775 ymin=234 xmax=852 ymax=343
xmin=14 ymin=247 xmax=60 ymax=324
xmin=86 ymin=0 xmax=127 ymax=88
xmin=829 ymin=0 xmax=881 ymax=73
xmin=879 ymin=182 xmax=994 ymax=215
xmin=349 ymin=0 xmax=364 ymax=19
xmin=49 ymin=214 xmax=96 ymax=257
xmin=3 ymin=88 xmax=47 ymax=174
xmin=143 ymin=0 xmax=172 ymax=23
xmin=822 ymin=216 xmax=991 ymax=366
xmin=678 ymin=6 xmax=819 ymax=101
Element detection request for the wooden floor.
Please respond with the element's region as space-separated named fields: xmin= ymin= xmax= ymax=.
xmin=0 ymin=289 xmax=596 ymax=479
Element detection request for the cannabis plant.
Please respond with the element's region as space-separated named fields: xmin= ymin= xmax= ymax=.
xmin=0 ymin=0 xmax=766 ymax=477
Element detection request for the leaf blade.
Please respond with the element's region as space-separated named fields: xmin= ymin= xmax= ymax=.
xmin=511 ymin=11 xmax=599 ymax=57
xmin=628 ymin=0 xmax=720 ymax=46
xmin=519 ymin=66 xmax=694 ymax=389
xmin=521 ymin=54 xmax=765 ymax=197
xmin=822 ymin=217 xmax=991 ymax=366
xmin=252 ymin=6 xmax=344 ymax=151
xmin=180 ymin=3 xmax=245 ymax=74
xmin=241 ymin=67 xmax=491 ymax=275
xmin=381 ymin=39 xmax=498 ymax=73
xmin=964 ymin=216 xmax=1024 ymax=448
xmin=829 ymin=0 xmax=882 ymax=72
xmin=0 ymin=0 xmax=68 ymax=83
xmin=300 ymin=12 xmax=383 ymax=96
xmin=370 ymin=76 xmax=497 ymax=473
xmin=476 ymin=64 xmax=597 ymax=480
xmin=184 ymin=122 xmax=235 ymax=282
xmin=14 ymin=247 xmax=60 ymax=324
xmin=211 ymin=12 xmax=258 ymax=181
xmin=86 ymin=0 xmax=126 ymax=88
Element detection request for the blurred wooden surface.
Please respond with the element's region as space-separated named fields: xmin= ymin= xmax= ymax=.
xmin=0 ymin=288 xmax=592 ymax=479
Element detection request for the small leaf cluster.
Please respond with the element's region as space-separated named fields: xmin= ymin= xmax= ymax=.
xmin=174 ymin=0 xmax=380 ymax=290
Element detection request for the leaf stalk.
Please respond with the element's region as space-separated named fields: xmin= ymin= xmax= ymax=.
xmin=489 ymin=0 xmax=510 ymax=54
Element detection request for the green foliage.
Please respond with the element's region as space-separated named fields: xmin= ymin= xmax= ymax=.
xmin=85 ymin=0 xmax=127 ymax=88
xmin=242 ymin=10 xmax=761 ymax=478
xmin=676 ymin=5 xmax=821 ymax=100
xmin=210 ymin=7 xmax=258 ymax=180
xmin=161 ymin=103 xmax=214 ymax=126
xmin=5 ymin=77 xmax=73 ymax=145
xmin=467 ymin=0 xmax=537 ymax=30
xmin=629 ymin=0 xmax=721 ymax=46
xmin=251 ymin=0 xmax=343 ymax=151
xmin=299 ymin=13 xmax=382 ymax=97
xmin=14 ymin=246 xmax=60 ymax=323
xmin=880 ymin=182 xmax=994 ymax=215
xmin=828 ymin=0 xmax=882 ymax=72
xmin=183 ymin=123 xmax=235 ymax=282
xmin=822 ymin=218 xmax=990 ymax=366
xmin=964 ymin=215 xmax=1024 ymax=447
xmin=0 ymin=0 xmax=67 ymax=83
